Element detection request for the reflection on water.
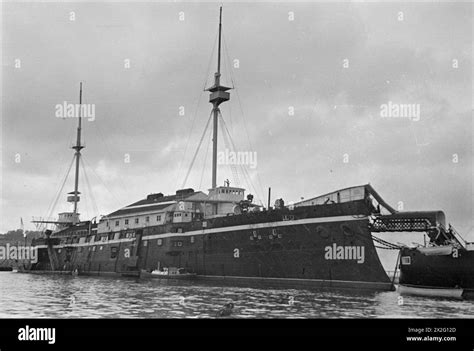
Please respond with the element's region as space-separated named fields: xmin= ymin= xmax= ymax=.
xmin=0 ymin=272 xmax=472 ymax=318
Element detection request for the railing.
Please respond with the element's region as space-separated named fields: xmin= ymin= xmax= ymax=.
xmin=448 ymin=224 xmax=467 ymax=249
xmin=370 ymin=217 xmax=432 ymax=232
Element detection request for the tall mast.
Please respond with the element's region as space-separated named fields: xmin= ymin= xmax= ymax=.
xmin=208 ymin=6 xmax=230 ymax=189
xmin=217 ymin=6 xmax=222 ymax=79
xmin=70 ymin=82 xmax=84 ymax=223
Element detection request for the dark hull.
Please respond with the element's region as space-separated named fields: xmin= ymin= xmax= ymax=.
xmin=27 ymin=201 xmax=393 ymax=291
xmin=399 ymin=247 xmax=474 ymax=298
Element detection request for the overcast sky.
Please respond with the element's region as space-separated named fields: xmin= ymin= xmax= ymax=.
xmin=1 ymin=1 xmax=472 ymax=243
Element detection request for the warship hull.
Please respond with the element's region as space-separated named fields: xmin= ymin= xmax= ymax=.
xmin=26 ymin=199 xmax=394 ymax=291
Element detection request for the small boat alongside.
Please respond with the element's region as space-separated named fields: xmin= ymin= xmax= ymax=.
xmin=398 ymin=284 xmax=464 ymax=299
xmin=141 ymin=267 xmax=196 ymax=280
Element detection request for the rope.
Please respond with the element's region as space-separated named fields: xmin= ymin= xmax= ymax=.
xmin=175 ymin=31 xmax=219 ymax=190
xmin=92 ymin=117 xmax=129 ymax=193
xmin=222 ymin=33 xmax=235 ymax=89
xmin=203 ymin=31 xmax=219 ymax=91
xmin=82 ymin=157 xmax=122 ymax=208
xmin=181 ymin=111 xmax=213 ymax=188
xmin=40 ymin=123 xmax=76 ymax=218
xmin=222 ymin=32 xmax=265 ymax=202
xmin=221 ymin=34 xmax=234 ymax=131
xmin=40 ymin=154 xmax=76 ymax=231
xmin=80 ymin=163 xmax=90 ymax=220
xmin=219 ymin=113 xmax=240 ymax=187
xmin=219 ymin=113 xmax=262 ymax=203
xmin=372 ymin=234 xmax=402 ymax=250
xmin=391 ymin=250 xmax=401 ymax=286
xmin=80 ymin=156 xmax=99 ymax=218
xmin=220 ymin=113 xmax=252 ymax=191
xmin=199 ymin=121 xmax=212 ymax=189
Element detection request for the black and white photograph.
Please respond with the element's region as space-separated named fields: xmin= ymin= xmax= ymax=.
xmin=0 ymin=0 xmax=472 ymax=348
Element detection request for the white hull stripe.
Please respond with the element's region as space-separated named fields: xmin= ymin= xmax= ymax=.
xmin=34 ymin=215 xmax=367 ymax=249
xmin=142 ymin=215 xmax=367 ymax=240
xmin=35 ymin=238 xmax=136 ymax=249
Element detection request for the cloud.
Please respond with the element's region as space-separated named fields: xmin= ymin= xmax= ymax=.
xmin=1 ymin=2 xmax=472 ymax=240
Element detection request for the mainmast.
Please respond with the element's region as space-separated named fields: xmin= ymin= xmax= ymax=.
xmin=68 ymin=82 xmax=84 ymax=223
xmin=207 ymin=6 xmax=230 ymax=189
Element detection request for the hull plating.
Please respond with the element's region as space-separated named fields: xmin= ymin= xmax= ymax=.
xmin=27 ymin=203 xmax=393 ymax=291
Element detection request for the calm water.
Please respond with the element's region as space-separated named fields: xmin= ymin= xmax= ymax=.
xmin=0 ymin=272 xmax=472 ymax=318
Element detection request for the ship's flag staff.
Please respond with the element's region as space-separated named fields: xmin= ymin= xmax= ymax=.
xmin=21 ymin=217 xmax=25 ymax=246
xmin=207 ymin=6 xmax=231 ymax=189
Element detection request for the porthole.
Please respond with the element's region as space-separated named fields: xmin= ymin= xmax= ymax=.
xmin=316 ymin=225 xmax=329 ymax=239
xmin=341 ymin=224 xmax=354 ymax=237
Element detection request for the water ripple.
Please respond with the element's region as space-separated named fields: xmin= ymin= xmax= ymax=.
xmin=0 ymin=272 xmax=472 ymax=318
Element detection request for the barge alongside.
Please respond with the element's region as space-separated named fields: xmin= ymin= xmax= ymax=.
xmin=398 ymin=226 xmax=474 ymax=299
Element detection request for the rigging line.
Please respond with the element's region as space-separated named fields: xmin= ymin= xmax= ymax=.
xmin=222 ymin=33 xmax=235 ymax=89
xmin=199 ymin=125 xmax=212 ymax=189
xmin=219 ymin=111 xmax=243 ymax=187
xmin=219 ymin=112 xmax=262 ymax=203
xmin=219 ymin=110 xmax=257 ymax=194
xmin=222 ymin=118 xmax=257 ymax=201
xmin=82 ymin=156 xmax=121 ymax=208
xmin=181 ymin=111 xmax=213 ymax=188
xmin=39 ymin=122 xmax=77 ymax=224
xmin=79 ymin=162 xmax=90 ymax=220
xmin=225 ymin=51 xmax=266 ymax=201
xmin=374 ymin=245 xmax=399 ymax=250
xmin=43 ymin=154 xmax=76 ymax=227
xmin=203 ymin=31 xmax=219 ymax=91
xmin=44 ymin=154 xmax=75 ymax=219
xmin=234 ymin=86 xmax=266 ymax=202
xmin=371 ymin=235 xmax=401 ymax=250
xmin=41 ymin=157 xmax=70 ymax=223
xmin=175 ymin=31 xmax=219 ymax=190
xmin=92 ymin=116 xmax=129 ymax=193
xmin=219 ymin=114 xmax=232 ymax=181
xmin=219 ymin=114 xmax=240 ymax=187
xmin=221 ymin=35 xmax=234 ymax=131
xmin=80 ymin=156 xmax=99 ymax=218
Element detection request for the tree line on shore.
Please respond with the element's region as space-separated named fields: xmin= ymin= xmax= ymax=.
xmin=0 ymin=229 xmax=43 ymax=245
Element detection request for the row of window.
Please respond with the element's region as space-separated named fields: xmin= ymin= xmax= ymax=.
xmin=61 ymin=235 xmax=195 ymax=251
xmin=109 ymin=215 xmax=162 ymax=227
xmin=62 ymin=240 xmax=193 ymax=258
xmin=62 ymin=231 xmax=136 ymax=246
xmin=217 ymin=189 xmax=243 ymax=195
xmin=173 ymin=213 xmax=189 ymax=218
xmin=57 ymin=235 xmax=196 ymax=257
